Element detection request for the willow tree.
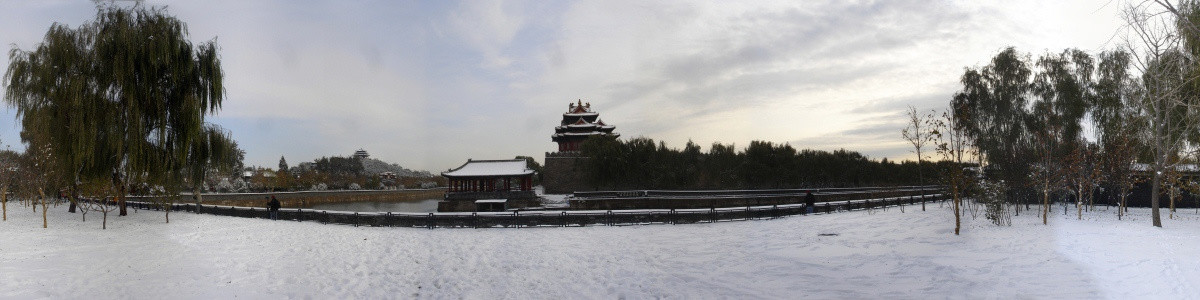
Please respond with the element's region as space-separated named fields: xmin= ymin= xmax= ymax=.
xmin=186 ymin=124 xmax=240 ymax=214
xmin=4 ymin=4 xmax=225 ymax=218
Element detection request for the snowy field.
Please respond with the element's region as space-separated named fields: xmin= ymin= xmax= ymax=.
xmin=2 ymin=201 xmax=1198 ymax=299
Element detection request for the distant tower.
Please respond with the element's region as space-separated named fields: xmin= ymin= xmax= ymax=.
xmin=544 ymin=99 xmax=620 ymax=194
xmin=354 ymin=149 xmax=370 ymax=159
xmin=551 ymin=99 xmax=619 ymax=152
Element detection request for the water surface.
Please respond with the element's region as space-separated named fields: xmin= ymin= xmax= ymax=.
xmin=308 ymin=199 xmax=440 ymax=213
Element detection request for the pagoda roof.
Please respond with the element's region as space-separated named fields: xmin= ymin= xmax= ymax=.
xmin=442 ymin=159 xmax=534 ymax=177
xmin=552 ymin=132 xmax=619 ymax=138
xmin=557 ymin=117 xmax=614 ymax=130
xmin=556 ymin=124 xmax=616 ymax=130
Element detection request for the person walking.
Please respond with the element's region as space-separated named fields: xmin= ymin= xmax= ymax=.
xmin=805 ymin=192 xmax=816 ymax=214
xmin=268 ymin=195 xmax=281 ymax=220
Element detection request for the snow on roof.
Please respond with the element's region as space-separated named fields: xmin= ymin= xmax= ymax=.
xmin=442 ymin=159 xmax=534 ymax=177
xmin=552 ymin=132 xmax=609 ymax=138
xmin=474 ymin=199 xmax=508 ymax=203
xmin=1131 ymin=163 xmax=1200 ymax=173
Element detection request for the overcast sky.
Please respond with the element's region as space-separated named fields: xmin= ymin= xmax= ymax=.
xmin=0 ymin=0 xmax=1127 ymax=172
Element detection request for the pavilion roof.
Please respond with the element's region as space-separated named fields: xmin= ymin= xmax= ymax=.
xmin=442 ymin=159 xmax=534 ymax=177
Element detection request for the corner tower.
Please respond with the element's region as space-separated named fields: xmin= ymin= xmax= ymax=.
xmin=551 ymin=100 xmax=619 ymax=152
xmin=544 ymin=100 xmax=620 ymax=194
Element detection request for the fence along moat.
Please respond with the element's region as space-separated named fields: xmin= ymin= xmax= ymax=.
xmin=111 ymin=189 xmax=947 ymax=228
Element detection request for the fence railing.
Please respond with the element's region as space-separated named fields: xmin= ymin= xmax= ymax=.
xmin=106 ymin=193 xmax=946 ymax=229
xmin=572 ymin=185 xmax=943 ymax=199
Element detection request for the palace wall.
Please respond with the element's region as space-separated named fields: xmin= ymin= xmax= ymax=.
xmin=542 ymin=152 xmax=592 ymax=194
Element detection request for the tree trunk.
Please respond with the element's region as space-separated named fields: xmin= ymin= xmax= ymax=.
xmin=1169 ymin=192 xmax=1176 ymax=220
xmin=1151 ymin=171 xmax=1162 ymax=227
xmin=118 ymin=183 xmax=127 ymax=216
xmin=1088 ymin=188 xmax=1095 ymax=212
xmin=954 ymin=185 xmax=960 ymax=235
xmin=1119 ymin=191 xmax=1127 ymax=220
xmin=1042 ymin=184 xmax=1049 ymax=225
xmin=193 ymin=186 xmax=202 ymax=214
xmin=1080 ymin=186 xmax=1089 ymax=219
xmin=39 ymin=188 xmax=47 ymax=228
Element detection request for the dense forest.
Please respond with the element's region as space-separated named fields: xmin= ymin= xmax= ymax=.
xmin=577 ymin=135 xmax=953 ymax=190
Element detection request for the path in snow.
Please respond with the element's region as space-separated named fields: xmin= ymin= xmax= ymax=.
xmin=1 ymin=201 xmax=1197 ymax=299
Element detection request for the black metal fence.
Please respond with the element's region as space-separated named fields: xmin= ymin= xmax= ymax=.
xmin=113 ymin=193 xmax=946 ymax=229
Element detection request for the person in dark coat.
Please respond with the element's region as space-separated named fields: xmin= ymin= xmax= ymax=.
xmin=268 ymin=195 xmax=281 ymax=220
xmin=805 ymin=192 xmax=816 ymax=214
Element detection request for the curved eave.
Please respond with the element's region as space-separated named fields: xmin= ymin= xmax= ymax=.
xmin=442 ymin=171 xmax=535 ymax=178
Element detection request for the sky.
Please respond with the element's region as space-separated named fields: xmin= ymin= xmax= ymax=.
xmin=0 ymin=0 xmax=1128 ymax=173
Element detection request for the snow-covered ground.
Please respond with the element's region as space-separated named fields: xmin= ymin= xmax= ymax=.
xmin=2 ymin=201 xmax=1198 ymax=299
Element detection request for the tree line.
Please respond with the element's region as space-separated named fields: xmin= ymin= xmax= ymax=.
xmin=577 ymin=135 xmax=952 ymax=191
xmin=924 ymin=1 xmax=1200 ymax=229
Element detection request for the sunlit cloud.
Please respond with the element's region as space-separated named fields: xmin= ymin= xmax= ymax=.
xmin=0 ymin=0 xmax=1127 ymax=171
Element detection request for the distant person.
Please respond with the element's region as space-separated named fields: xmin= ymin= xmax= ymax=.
xmin=268 ymin=195 xmax=281 ymax=220
xmin=805 ymin=192 xmax=816 ymax=214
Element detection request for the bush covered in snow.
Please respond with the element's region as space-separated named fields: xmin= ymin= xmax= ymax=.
xmin=310 ymin=183 xmax=328 ymax=191
xmin=215 ymin=179 xmax=235 ymax=193
xmin=977 ymin=180 xmax=1011 ymax=226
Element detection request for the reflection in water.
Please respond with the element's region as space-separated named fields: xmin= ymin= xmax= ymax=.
xmin=308 ymin=199 xmax=441 ymax=213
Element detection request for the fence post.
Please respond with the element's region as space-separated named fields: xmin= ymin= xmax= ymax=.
xmin=606 ymin=210 xmax=612 ymax=226
xmin=562 ymin=211 xmax=567 ymax=227
xmin=428 ymin=213 xmax=434 ymax=229
xmin=472 ymin=212 xmax=478 ymax=229
xmin=297 ymin=209 xmax=302 ymax=222
xmin=670 ymin=209 xmax=676 ymax=225
xmin=772 ymin=205 xmax=778 ymax=219
xmin=514 ymin=211 xmax=520 ymax=228
xmin=323 ymin=211 xmax=327 ymax=224
xmin=710 ymin=207 xmax=716 ymax=223
xmin=354 ymin=212 xmax=359 ymax=227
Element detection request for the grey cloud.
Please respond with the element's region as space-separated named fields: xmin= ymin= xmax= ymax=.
xmin=849 ymin=90 xmax=955 ymax=116
xmin=599 ymin=0 xmax=979 ymax=116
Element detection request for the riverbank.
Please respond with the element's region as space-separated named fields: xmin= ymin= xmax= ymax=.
xmin=128 ymin=189 xmax=446 ymax=208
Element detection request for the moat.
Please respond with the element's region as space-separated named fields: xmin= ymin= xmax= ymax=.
xmin=307 ymin=199 xmax=441 ymax=213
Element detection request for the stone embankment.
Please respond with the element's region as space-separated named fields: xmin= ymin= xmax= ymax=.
xmin=128 ymin=189 xmax=445 ymax=208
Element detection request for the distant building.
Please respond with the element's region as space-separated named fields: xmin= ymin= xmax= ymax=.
xmin=552 ymin=99 xmax=619 ymax=152
xmin=354 ymin=149 xmax=370 ymax=159
xmin=544 ymin=100 xmax=620 ymax=194
xmin=440 ymin=159 xmax=538 ymax=212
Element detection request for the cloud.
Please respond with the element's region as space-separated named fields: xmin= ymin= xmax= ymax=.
xmin=445 ymin=0 xmax=527 ymax=70
xmin=0 ymin=0 xmax=1130 ymax=171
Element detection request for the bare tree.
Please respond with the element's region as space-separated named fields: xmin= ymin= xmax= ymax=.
xmin=935 ymin=101 xmax=974 ymax=235
xmin=1122 ymin=1 xmax=1200 ymax=227
xmin=1064 ymin=144 xmax=1107 ymax=220
xmin=901 ymin=105 xmax=934 ymax=211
